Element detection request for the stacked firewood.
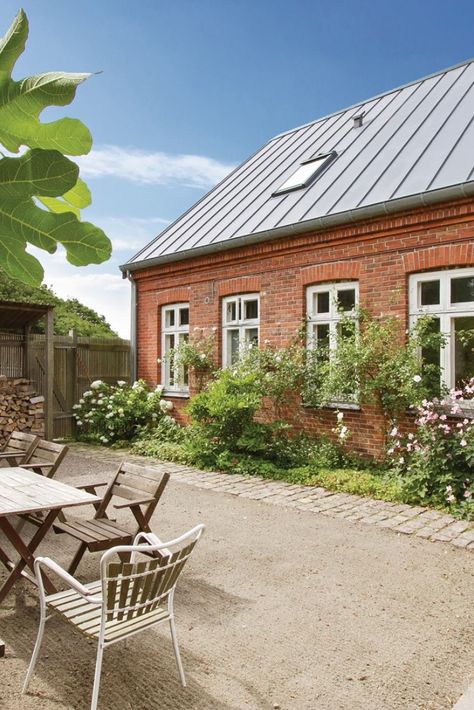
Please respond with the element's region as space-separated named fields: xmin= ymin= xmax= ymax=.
xmin=0 ymin=376 xmax=44 ymax=446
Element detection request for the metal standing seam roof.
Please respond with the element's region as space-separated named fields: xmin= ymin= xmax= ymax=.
xmin=123 ymin=58 xmax=474 ymax=272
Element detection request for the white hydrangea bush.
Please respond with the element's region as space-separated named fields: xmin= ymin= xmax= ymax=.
xmin=73 ymin=379 xmax=174 ymax=445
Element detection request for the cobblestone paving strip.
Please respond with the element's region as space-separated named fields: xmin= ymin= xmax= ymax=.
xmin=70 ymin=444 xmax=474 ymax=553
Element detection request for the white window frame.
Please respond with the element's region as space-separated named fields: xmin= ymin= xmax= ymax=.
xmin=161 ymin=303 xmax=189 ymax=393
xmin=222 ymin=294 xmax=259 ymax=367
xmin=306 ymin=281 xmax=359 ymax=406
xmin=306 ymin=281 xmax=359 ymax=355
xmin=409 ymin=267 xmax=474 ymax=391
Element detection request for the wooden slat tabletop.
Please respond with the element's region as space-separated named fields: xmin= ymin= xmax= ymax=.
xmin=0 ymin=468 xmax=100 ymax=516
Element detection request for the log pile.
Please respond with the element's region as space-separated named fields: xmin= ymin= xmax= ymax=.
xmin=0 ymin=376 xmax=44 ymax=446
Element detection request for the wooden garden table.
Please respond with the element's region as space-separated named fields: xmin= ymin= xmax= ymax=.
xmin=0 ymin=467 xmax=99 ymax=605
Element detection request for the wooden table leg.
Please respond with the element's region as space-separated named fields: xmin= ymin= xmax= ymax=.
xmin=0 ymin=543 xmax=12 ymax=571
xmin=0 ymin=510 xmax=59 ymax=604
xmin=0 ymin=638 xmax=4 ymax=657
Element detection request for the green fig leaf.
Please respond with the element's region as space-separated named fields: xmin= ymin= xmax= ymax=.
xmin=0 ymin=232 xmax=44 ymax=285
xmin=0 ymin=198 xmax=112 ymax=264
xmin=0 ymin=11 xmax=111 ymax=286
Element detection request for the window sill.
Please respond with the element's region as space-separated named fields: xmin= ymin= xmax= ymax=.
xmin=303 ymin=401 xmax=361 ymax=411
xmin=162 ymin=389 xmax=189 ymax=399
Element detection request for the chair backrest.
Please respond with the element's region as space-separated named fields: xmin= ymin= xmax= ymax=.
xmin=101 ymin=525 xmax=204 ymax=623
xmin=2 ymin=430 xmax=39 ymax=456
xmin=96 ymin=461 xmax=170 ymax=527
xmin=23 ymin=440 xmax=69 ymax=478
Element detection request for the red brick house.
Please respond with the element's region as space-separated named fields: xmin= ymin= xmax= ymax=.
xmin=121 ymin=60 xmax=474 ymax=456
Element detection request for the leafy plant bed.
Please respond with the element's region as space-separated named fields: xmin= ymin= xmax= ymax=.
xmin=129 ymin=437 xmax=472 ymax=521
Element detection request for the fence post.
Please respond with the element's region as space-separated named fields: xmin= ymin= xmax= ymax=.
xmin=68 ymin=329 xmax=78 ymax=435
xmin=45 ymin=309 xmax=54 ymax=440
xmin=23 ymin=324 xmax=31 ymax=379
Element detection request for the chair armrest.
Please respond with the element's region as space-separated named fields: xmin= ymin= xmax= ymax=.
xmin=75 ymin=481 xmax=109 ymax=491
xmin=20 ymin=462 xmax=54 ymax=469
xmin=0 ymin=451 xmax=24 ymax=459
xmin=132 ymin=531 xmax=171 ymax=558
xmin=113 ymin=496 xmax=156 ymax=509
xmin=133 ymin=531 xmax=162 ymax=546
xmin=34 ymin=557 xmax=102 ymax=603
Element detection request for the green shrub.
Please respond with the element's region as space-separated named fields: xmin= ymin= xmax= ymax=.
xmin=186 ymin=367 xmax=268 ymax=454
xmin=303 ymin=311 xmax=444 ymax=435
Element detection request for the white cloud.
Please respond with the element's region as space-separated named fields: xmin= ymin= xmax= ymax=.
xmin=77 ymin=145 xmax=235 ymax=188
xmin=47 ymin=270 xmax=131 ymax=339
xmin=91 ymin=216 xmax=170 ymax=252
xmin=28 ymin=246 xmax=131 ymax=338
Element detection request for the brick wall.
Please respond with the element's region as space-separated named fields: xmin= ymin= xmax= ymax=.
xmin=132 ymin=197 xmax=474 ymax=456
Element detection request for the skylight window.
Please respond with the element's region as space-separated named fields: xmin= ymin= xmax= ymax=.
xmin=272 ymin=151 xmax=337 ymax=196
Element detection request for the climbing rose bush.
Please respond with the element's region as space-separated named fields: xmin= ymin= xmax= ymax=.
xmin=388 ymin=378 xmax=474 ymax=513
xmin=73 ymin=379 xmax=172 ymax=444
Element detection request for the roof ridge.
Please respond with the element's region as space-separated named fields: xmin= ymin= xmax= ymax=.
xmin=271 ymin=56 xmax=474 ymax=141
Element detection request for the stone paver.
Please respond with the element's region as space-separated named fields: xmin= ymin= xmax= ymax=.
xmin=70 ymin=443 xmax=473 ymax=553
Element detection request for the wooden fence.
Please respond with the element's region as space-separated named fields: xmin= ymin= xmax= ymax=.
xmin=0 ymin=332 xmax=131 ymax=438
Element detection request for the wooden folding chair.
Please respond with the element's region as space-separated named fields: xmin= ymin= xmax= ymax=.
xmin=23 ymin=525 xmax=205 ymax=710
xmin=21 ymin=440 xmax=69 ymax=478
xmin=15 ymin=441 xmax=69 ymax=530
xmin=0 ymin=431 xmax=39 ymax=467
xmin=54 ymin=461 xmax=170 ymax=574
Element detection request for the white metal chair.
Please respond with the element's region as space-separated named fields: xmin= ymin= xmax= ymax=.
xmin=23 ymin=524 xmax=205 ymax=710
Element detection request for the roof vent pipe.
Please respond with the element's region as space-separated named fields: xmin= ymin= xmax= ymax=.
xmin=352 ymin=111 xmax=365 ymax=128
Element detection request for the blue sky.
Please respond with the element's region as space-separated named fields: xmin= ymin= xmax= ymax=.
xmin=1 ymin=1 xmax=474 ymax=336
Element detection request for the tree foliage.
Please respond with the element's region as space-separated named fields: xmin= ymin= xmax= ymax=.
xmin=0 ymin=10 xmax=111 ymax=285
xmin=0 ymin=268 xmax=117 ymax=337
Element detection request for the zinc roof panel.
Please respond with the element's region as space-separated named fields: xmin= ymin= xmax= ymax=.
xmin=220 ymin=103 xmax=367 ymax=242
xmin=328 ymin=72 xmax=448 ymax=213
xmin=247 ymin=94 xmax=393 ymax=236
xmin=356 ymin=66 xmax=468 ymax=208
xmin=177 ymin=119 xmax=327 ymax=253
xmin=428 ymin=114 xmax=474 ymax=189
xmin=126 ymin=58 xmax=474 ymax=268
xmin=279 ymin=82 xmax=419 ymax=225
xmin=392 ymin=67 xmax=474 ymax=199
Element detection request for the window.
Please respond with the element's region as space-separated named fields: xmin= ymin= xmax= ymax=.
xmin=306 ymin=282 xmax=359 ymax=361
xmin=272 ymin=152 xmax=337 ymax=196
xmin=409 ymin=267 xmax=474 ymax=391
xmin=222 ymin=294 xmax=259 ymax=367
xmin=161 ymin=303 xmax=189 ymax=391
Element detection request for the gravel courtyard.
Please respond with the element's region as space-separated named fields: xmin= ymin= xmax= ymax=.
xmin=0 ymin=450 xmax=473 ymax=710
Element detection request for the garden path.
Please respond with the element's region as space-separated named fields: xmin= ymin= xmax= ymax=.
xmin=72 ymin=443 xmax=474 ymax=552
xmin=0 ymin=448 xmax=472 ymax=710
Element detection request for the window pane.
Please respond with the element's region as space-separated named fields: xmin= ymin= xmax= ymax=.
xmin=337 ymin=319 xmax=356 ymax=340
xmin=316 ymin=291 xmax=330 ymax=314
xmin=451 ymin=277 xmax=474 ymax=304
xmin=179 ymin=307 xmax=189 ymax=326
xmin=226 ymin=301 xmax=237 ymax=323
xmin=316 ymin=323 xmax=330 ymax=361
xmin=420 ymin=280 xmax=440 ymax=306
xmin=178 ymin=332 xmax=189 ymax=385
xmin=421 ymin=317 xmax=441 ymax=395
xmin=244 ymin=299 xmax=258 ymax=320
xmin=454 ymin=316 xmax=474 ymax=387
xmin=337 ymin=288 xmax=356 ymax=311
xmin=165 ymin=309 xmax=175 ymax=328
xmin=244 ymin=327 xmax=259 ymax=347
xmin=165 ymin=333 xmax=175 ymax=351
xmin=164 ymin=333 xmax=175 ymax=385
xmin=227 ymin=329 xmax=240 ymax=365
